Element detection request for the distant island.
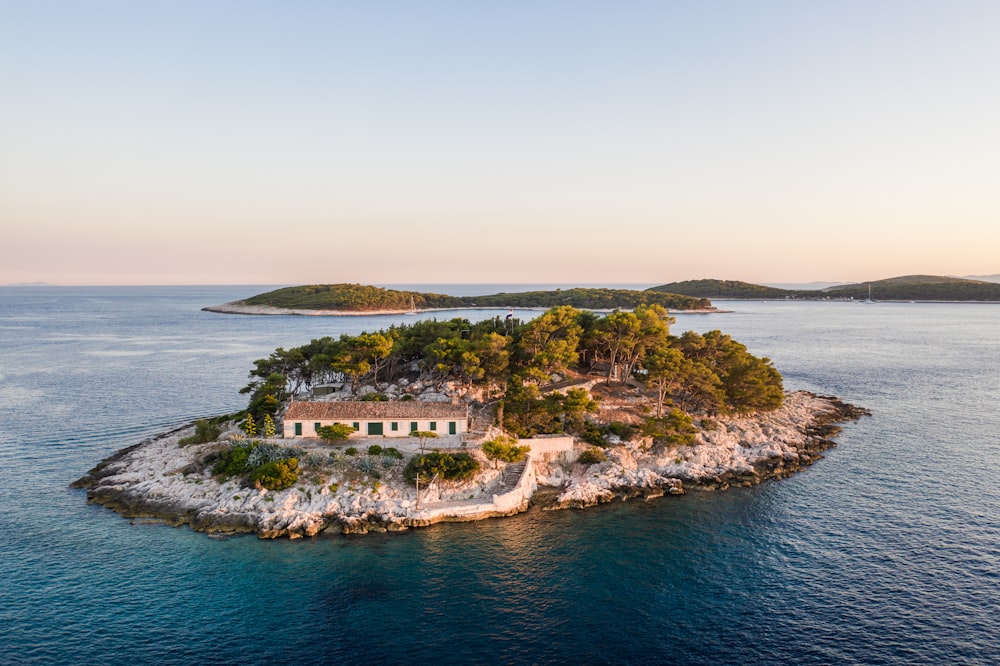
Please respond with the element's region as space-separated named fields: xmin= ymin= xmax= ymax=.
xmin=76 ymin=304 xmax=868 ymax=538
xmin=650 ymin=274 xmax=1000 ymax=302
xmin=204 ymin=284 xmax=714 ymax=315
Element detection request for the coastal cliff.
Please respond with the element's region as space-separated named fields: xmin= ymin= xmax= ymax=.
xmin=73 ymin=391 xmax=867 ymax=539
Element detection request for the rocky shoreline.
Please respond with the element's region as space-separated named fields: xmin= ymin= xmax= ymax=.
xmin=72 ymin=391 xmax=868 ymax=539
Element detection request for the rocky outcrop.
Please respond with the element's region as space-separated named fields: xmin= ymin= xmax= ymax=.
xmin=544 ymin=392 xmax=869 ymax=508
xmin=73 ymin=391 xmax=868 ymax=538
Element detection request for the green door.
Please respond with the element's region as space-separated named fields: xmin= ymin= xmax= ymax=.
xmin=448 ymin=421 xmax=457 ymax=435
xmin=367 ymin=422 xmax=384 ymax=436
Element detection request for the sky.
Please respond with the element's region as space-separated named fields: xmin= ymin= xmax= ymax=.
xmin=2 ymin=1 xmax=998 ymax=286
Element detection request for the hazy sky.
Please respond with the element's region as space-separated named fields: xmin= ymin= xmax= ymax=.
xmin=2 ymin=1 xmax=998 ymax=286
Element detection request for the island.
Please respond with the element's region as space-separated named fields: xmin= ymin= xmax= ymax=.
xmin=651 ymin=274 xmax=1000 ymax=301
xmin=74 ymin=305 xmax=869 ymax=538
xmin=203 ymin=283 xmax=715 ymax=315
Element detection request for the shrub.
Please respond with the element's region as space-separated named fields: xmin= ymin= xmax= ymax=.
xmin=642 ymin=409 xmax=697 ymax=448
xmin=481 ymin=436 xmax=530 ymax=463
xmin=579 ymin=421 xmax=635 ymax=447
xmin=344 ymin=447 xmax=358 ymax=456
xmin=577 ymin=448 xmax=607 ymax=465
xmin=179 ymin=419 xmax=222 ymax=446
xmin=317 ymin=423 xmax=354 ymax=444
xmin=404 ymin=451 xmax=481 ymax=485
xmin=249 ymin=458 xmax=298 ymax=491
xmin=354 ymin=455 xmax=379 ymax=475
xmin=304 ymin=453 xmax=327 ymax=467
xmin=212 ymin=442 xmax=256 ymax=477
xmin=399 ymin=394 xmax=415 ymax=401
xmin=607 ymin=421 xmax=636 ymax=442
xmin=247 ymin=442 xmax=302 ymax=468
xmin=367 ymin=444 xmax=383 ymax=456
xmin=381 ymin=447 xmax=404 ymax=460
xmin=360 ymin=393 xmax=388 ymax=401
xmin=581 ymin=423 xmax=607 ymax=447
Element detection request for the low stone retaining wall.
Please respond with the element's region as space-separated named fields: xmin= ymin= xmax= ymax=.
xmin=412 ymin=454 xmax=537 ymax=522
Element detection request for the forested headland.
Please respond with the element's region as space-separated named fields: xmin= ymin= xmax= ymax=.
xmin=215 ymin=283 xmax=713 ymax=313
xmin=241 ymin=305 xmax=783 ymax=445
xmin=651 ymin=275 xmax=1000 ymax=301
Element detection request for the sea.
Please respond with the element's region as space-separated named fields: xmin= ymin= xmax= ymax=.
xmin=1 ymin=285 xmax=998 ymax=665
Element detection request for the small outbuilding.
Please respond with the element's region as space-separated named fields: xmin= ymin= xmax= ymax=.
xmin=283 ymin=401 xmax=470 ymax=438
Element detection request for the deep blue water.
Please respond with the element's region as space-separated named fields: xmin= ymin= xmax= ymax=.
xmin=1 ymin=286 xmax=998 ymax=665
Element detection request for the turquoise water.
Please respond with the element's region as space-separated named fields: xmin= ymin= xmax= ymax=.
xmin=1 ymin=287 xmax=998 ymax=664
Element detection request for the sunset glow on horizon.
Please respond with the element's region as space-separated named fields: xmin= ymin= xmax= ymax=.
xmin=2 ymin=1 xmax=998 ymax=286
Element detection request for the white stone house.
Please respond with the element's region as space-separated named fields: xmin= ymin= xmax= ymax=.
xmin=283 ymin=401 xmax=470 ymax=439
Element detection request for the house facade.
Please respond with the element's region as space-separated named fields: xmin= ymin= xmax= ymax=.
xmin=283 ymin=401 xmax=470 ymax=439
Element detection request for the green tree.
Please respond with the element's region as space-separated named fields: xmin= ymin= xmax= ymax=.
xmin=355 ymin=331 xmax=395 ymax=388
xmin=641 ymin=345 xmax=687 ymax=417
xmin=517 ymin=305 xmax=583 ymax=380
xmin=621 ymin=304 xmax=674 ymax=381
xmin=481 ymin=435 xmax=530 ymax=464
xmin=474 ymin=332 xmax=510 ymax=397
xmin=593 ymin=311 xmax=642 ymax=384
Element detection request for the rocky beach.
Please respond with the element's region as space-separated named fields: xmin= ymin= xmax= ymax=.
xmin=73 ymin=391 xmax=867 ymax=539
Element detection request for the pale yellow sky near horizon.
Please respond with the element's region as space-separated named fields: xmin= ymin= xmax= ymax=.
xmin=2 ymin=2 xmax=998 ymax=286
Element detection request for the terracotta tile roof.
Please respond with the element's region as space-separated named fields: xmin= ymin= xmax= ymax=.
xmin=285 ymin=401 xmax=468 ymax=421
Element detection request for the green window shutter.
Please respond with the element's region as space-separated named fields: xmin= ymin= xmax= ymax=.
xmin=352 ymin=422 xmax=359 ymax=431
xmin=314 ymin=422 xmax=320 ymax=432
xmin=448 ymin=421 xmax=456 ymax=435
xmin=410 ymin=422 xmax=418 ymax=432
xmin=391 ymin=422 xmax=398 ymax=431
xmin=294 ymin=422 xmax=302 ymax=436
xmin=429 ymin=421 xmax=437 ymax=431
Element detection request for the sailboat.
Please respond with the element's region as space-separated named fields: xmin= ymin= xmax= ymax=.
xmin=863 ymin=283 xmax=873 ymax=303
xmin=406 ymin=295 xmax=417 ymax=315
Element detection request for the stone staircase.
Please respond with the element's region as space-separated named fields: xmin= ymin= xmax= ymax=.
xmin=496 ymin=461 xmax=527 ymax=494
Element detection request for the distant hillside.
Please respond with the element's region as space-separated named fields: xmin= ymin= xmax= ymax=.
xmin=242 ymin=284 xmax=465 ymax=311
xmin=648 ymin=280 xmax=793 ymax=299
xmin=823 ymin=275 xmax=1000 ymax=301
xmin=462 ymin=287 xmax=710 ymax=311
xmin=649 ymin=275 xmax=1000 ymax=302
xmin=229 ymin=284 xmax=712 ymax=313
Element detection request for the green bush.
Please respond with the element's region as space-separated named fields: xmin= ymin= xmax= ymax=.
xmin=580 ymin=421 xmax=635 ymax=447
xmin=577 ymin=448 xmax=607 ymax=465
xmin=404 ymin=451 xmax=481 ymax=485
xmin=316 ymin=423 xmax=354 ymax=444
xmin=581 ymin=423 xmax=607 ymax=447
xmin=481 ymin=436 xmax=530 ymax=463
xmin=399 ymin=394 xmax=415 ymax=401
xmin=179 ymin=419 xmax=222 ymax=446
xmin=642 ymin=409 xmax=697 ymax=447
xmin=367 ymin=444 xmax=383 ymax=456
xmin=360 ymin=393 xmax=388 ymax=401
xmin=607 ymin=421 xmax=636 ymax=441
xmin=211 ymin=442 xmax=256 ymax=477
xmin=381 ymin=447 xmax=404 ymax=460
xmin=344 ymin=447 xmax=358 ymax=456
xmin=249 ymin=458 xmax=299 ymax=491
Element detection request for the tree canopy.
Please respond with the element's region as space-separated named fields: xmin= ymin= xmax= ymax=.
xmin=242 ymin=306 xmax=783 ymax=431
